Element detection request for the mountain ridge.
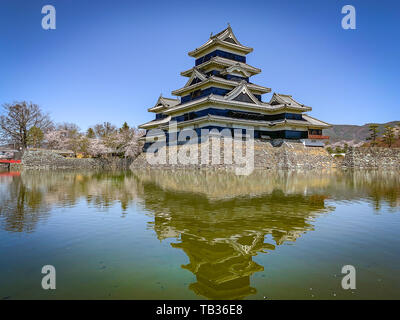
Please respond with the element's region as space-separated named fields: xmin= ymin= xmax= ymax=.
xmin=323 ymin=121 xmax=399 ymax=144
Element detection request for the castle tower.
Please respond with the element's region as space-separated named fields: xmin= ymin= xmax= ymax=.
xmin=139 ymin=25 xmax=331 ymax=147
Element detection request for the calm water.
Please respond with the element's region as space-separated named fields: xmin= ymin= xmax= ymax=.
xmin=0 ymin=169 xmax=399 ymax=300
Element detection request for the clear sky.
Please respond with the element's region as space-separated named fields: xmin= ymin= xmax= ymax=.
xmin=1 ymin=0 xmax=399 ymax=130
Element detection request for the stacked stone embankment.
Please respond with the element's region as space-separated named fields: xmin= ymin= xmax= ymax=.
xmin=130 ymin=139 xmax=334 ymax=171
xmin=22 ymin=150 xmax=132 ymax=170
xmin=342 ymin=147 xmax=400 ymax=169
xmin=19 ymin=145 xmax=400 ymax=171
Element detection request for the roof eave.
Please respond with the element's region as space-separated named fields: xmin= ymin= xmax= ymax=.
xmin=147 ymin=106 xmax=166 ymax=113
xmin=161 ymin=115 xmax=312 ymax=130
xmin=180 ymin=58 xmax=261 ymax=77
xmin=188 ymin=39 xmax=253 ymax=58
xmin=172 ymin=78 xmax=271 ymax=96
xmin=164 ymin=96 xmax=310 ymax=116
xmin=139 ymin=116 xmax=172 ymax=129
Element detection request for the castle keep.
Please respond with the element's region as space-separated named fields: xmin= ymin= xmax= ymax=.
xmin=139 ymin=25 xmax=331 ymax=148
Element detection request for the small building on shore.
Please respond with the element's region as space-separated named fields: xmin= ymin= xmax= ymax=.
xmin=0 ymin=148 xmax=21 ymax=160
xmin=139 ymin=25 xmax=331 ymax=147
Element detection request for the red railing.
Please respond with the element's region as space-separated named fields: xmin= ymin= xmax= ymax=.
xmin=0 ymin=159 xmax=21 ymax=164
xmin=308 ymin=135 xmax=329 ymax=140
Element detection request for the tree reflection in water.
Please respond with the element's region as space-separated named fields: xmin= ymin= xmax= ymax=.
xmin=0 ymin=171 xmax=142 ymax=232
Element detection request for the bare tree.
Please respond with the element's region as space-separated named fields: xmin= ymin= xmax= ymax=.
xmin=0 ymin=101 xmax=53 ymax=149
xmin=93 ymin=122 xmax=117 ymax=138
xmin=56 ymin=122 xmax=80 ymax=138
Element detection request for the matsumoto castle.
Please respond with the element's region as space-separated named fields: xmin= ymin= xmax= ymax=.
xmin=139 ymin=25 xmax=331 ymax=147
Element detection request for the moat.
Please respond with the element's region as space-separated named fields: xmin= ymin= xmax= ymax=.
xmin=0 ymin=169 xmax=399 ymax=299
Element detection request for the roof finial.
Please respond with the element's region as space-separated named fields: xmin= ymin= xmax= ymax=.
xmin=227 ymin=22 xmax=230 ymax=28
xmin=210 ymin=32 xmax=213 ymax=38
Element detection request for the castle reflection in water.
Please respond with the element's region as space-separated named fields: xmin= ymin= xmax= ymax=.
xmin=135 ymin=171 xmax=334 ymax=299
xmin=0 ymin=169 xmax=399 ymax=299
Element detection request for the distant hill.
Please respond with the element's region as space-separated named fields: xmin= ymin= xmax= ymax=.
xmin=324 ymin=121 xmax=399 ymax=144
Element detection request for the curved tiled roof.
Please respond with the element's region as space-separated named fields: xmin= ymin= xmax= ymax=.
xmin=188 ymin=26 xmax=253 ymax=58
xmin=139 ymin=116 xmax=172 ymax=129
xmin=148 ymin=95 xmax=180 ymax=112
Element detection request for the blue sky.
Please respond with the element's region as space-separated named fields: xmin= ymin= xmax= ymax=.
xmin=0 ymin=0 xmax=399 ymax=130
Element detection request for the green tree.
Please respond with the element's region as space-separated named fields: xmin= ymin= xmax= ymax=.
xmin=397 ymin=122 xmax=400 ymax=139
xmin=120 ymin=122 xmax=130 ymax=133
xmin=334 ymin=146 xmax=342 ymax=154
xmin=77 ymin=136 xmax=90 ymax=156
xmin=326 ymin=146 xmax=333 ymax=154
xmin=27 ymin=126 xmax=44 ymax=148
xmin=383 ymin=125 xmax=395 ymax=148
xmin=366 ymin=124 xmax=380 ymax=146
xmin=86 ymin=127 xmax=95 ymax=138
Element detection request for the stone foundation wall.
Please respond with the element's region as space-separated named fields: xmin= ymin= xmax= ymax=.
xmin=343 ymin=147 xmax=400 ymax=169
xmin=22 ymin=150 xmax=132 ymax=170
xmin=20 ymin=146 xmax=399 ymax=172
xmin=130 ymin=139 xmax=334 ymax=172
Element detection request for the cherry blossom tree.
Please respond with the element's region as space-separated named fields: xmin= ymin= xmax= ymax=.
xmin=87 ymin=138 xmax=112 ymax=157
xmin=44 ymin=129 xmax=70 ymax=150
xmin=44 ymin=122 xmax=144 ymax=158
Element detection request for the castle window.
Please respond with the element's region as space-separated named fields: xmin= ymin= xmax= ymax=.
xmin=195 ymin=50 xmax=246 ymax=66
